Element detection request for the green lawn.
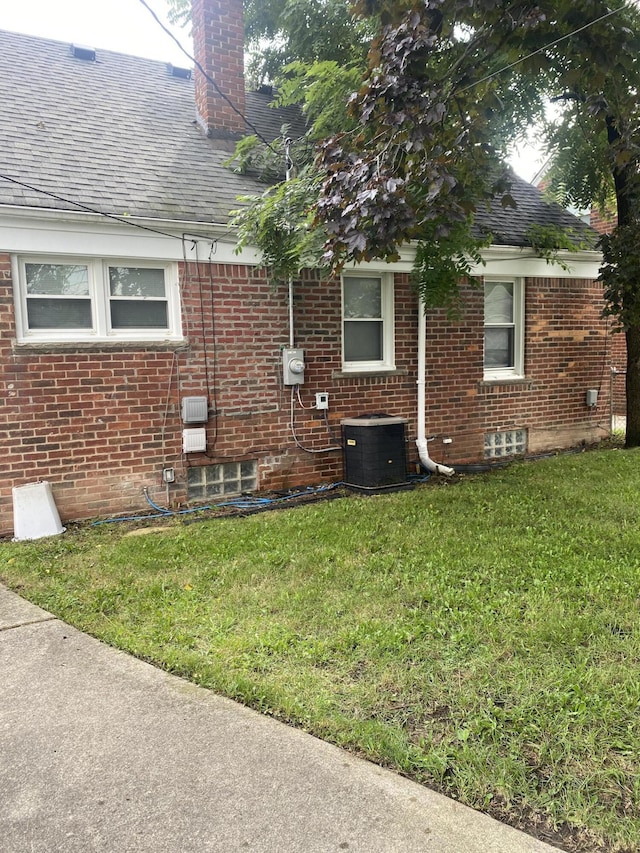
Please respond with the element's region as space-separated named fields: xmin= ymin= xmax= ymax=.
xmin=2 ymin=449 xmax=640 ymax=852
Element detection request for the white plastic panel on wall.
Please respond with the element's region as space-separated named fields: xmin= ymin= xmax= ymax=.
xmin=182 ymin=427 xmax=207 ymax=454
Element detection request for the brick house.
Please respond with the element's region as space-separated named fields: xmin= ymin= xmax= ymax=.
xmin=0 ymin=1 xmax=615 ymax=533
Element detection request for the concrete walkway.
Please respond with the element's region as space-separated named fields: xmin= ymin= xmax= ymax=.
xmin=0 ymin=585 xmax=560 ymax=853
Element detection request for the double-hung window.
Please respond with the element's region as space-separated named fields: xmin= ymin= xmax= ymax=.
xmin=483 ymin=278 xmax=524 ymax=380
xmin=342 ymin=273 xmax=394 ymax=372
xmin=15 ymin=257 xmax=182 ymax=343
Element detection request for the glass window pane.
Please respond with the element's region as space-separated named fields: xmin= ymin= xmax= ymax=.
xmin=110 ymin=301 xmax=168 ymax=328
xmin=26 ymin=264 xmax=89 ymax=296
xmin=484 ymin=327 xmax=514 ymax=368
xmin=485 ymin=282 xmax=513 ymax=325
xmin=187 ymin=467 xmax=206 ymax=487
xmin=343 ymin=277 xmax=382 ymax=319
xmin=27 ymin=298 xmax=92 ymax=329
xmin=344 ymin=320 xmax=383 ymax=361
xmin=109 ymin=267 xmax=166 ymax=298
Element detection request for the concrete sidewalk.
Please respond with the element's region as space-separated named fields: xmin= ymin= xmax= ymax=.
xmin=0 ymin=585 xmax=560 ymax=853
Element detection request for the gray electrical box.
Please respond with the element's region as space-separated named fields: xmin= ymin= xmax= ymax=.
xmin=586 ymin=388 xmax=598 ymax=407
xmin=181 ymin=396 xmax=208 ymax=424
xmin=283 ymin=348 xmax=305 ymax=385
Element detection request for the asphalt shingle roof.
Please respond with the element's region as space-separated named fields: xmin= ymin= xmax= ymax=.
xmin=0 ymin=28 xmax=596 ymax=247
xmin=0 ymin=30 xmax=304 ymax=224
xmin=474 ymin=171 xmax=596 ymax=248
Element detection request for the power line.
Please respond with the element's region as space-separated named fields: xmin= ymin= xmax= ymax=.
xmin=136 ymin=0 xmax=280 ymax=154
xmin=459 ymin=4 xmax=626 ymax=94
xmin=0 ymin=172 xmax=216 ymax=243
xmin=0 ymin=168 xmax=225 ymax=243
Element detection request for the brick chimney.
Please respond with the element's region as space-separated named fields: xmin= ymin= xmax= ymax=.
xmin=192 ymin=0 xmax=246 ymax=139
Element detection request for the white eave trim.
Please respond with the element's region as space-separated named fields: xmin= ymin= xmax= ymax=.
xmin=473 ymin=245 xmax=603 ymax=279
xmin=0 ymin=205 xmax=603 ymax=278
xmin=347 ymin=244 xmax=603 ymax=280
xmin=0 ymin=205 xmax=261 ymax=264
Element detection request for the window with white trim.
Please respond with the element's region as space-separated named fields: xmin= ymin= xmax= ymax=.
xmin=483 ymin=278 xmax=524 ymax=380
xmin=14 ymin=257 xmax=182 ymax=343
xmin=342 ymin=273 xmax=394 ymax=371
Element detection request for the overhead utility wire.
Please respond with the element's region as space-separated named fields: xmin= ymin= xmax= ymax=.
xmin=0 ymin=172 xmax=183 ymax=241
xmin=458 ymin=4 xmax=625 ymax=94
xmin=136 ymin=0 xmax=279 ymax=154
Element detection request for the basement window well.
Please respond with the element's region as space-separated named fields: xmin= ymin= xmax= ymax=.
xmin=484 ymin=429 xmax=527 ymax=459
xmin=187 ymin=461 xmax=257 ymax=500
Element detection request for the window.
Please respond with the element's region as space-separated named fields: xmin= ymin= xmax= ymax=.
xmin=187 ymin=461 xmax=257 ymax=500
xmin=483 ymin=278 xmax=524 ymax=380
xmin=342 ymin=273 xmax=394 ymax=371
xmin=484 ymin=429 xmax=527 ymax=459
xmin=15 ymin=257 xmax=182 ymax=343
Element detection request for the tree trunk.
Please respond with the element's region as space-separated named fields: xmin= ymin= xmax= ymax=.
xmin=606 ymin=118 xmax=638 ymax=445
xmin=625 ymin=325 xmax=640 ymax=446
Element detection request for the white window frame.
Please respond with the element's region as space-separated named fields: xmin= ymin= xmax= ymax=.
xmin=341 ymin=271 xmax=395 ymax=372
xmin=483 ymin=277 xmax=525 ymax=381
xmin=13 ymin=255 xmax=183 ymax=344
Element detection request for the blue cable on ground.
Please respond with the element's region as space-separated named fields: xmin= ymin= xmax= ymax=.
xmin=92 ymin=482 xmax=346 ymax=526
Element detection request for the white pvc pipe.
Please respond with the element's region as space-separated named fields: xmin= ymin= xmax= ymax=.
xmin=416 ymin=298 xmax=455 ymax=476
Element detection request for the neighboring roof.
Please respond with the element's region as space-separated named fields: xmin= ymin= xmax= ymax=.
xmin=0 ymin=30 xmax=305 ymax=224
xmin=0 ymin=29 xmax=596 ymax=247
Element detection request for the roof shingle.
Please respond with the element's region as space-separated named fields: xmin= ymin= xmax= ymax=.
xmin=0 ymin=29 xmax=596 ymax=248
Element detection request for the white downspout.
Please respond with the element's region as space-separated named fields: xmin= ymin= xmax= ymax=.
xmin=416 ymin=298 xmax=455 ymax=476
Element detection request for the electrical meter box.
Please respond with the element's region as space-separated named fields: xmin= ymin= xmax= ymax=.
xmin=341 ymin=415 xmax=409 ymax=491
xmin=283 ymin=348 xmax=305 ymax=385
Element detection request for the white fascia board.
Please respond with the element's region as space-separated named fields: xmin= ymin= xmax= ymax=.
xmin=0 ymin=206 xmax=261 ymax=264
xmin=474 ymin=245 xmax=603 ymax=279
xmin=0 ymin=207 xmax=604 ymax=279
xmin=344 ymin=244 xmax=603 ymax=280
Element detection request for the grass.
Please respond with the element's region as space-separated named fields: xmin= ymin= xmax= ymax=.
xmin=2 ymin=448 xmax=640 ymax=851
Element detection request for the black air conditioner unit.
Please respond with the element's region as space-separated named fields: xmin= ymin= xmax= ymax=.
xmin=341 ymin=415 xmax=409 ymax=491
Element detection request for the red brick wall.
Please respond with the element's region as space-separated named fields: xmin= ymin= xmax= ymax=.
xmin=422 ymin=278 xmax=614 ymax=465
xmin=590 ymin=208 xmax=617 ymax=235
xmin=0 ymin=253 xmax=617 ymax=533
xmin=192 ymin=0 xmax=246 ymax=137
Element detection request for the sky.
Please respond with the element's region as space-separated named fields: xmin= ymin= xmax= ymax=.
xmin=0 ymin=0 xmax=544 ymax=181
xmin=0 ymin=0 xmax=190 ymax=65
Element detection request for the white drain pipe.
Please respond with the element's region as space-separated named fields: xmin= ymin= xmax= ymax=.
xmin=416 ymin=298 xmax=455 ymax=476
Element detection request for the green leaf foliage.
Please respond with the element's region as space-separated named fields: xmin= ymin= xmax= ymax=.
xmin=525 ymin=223 xmax=593 ymax=271
xmin=600 ymin=222 xmax=640 ymax=331
xmin=171 ymin=0 xmax=640 ymax=441
xmin=230 ymin=165 xmax=327 ymax=285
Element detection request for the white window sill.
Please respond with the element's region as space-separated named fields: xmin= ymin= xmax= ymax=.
xmin=332 ymin=367 xmax=407 ymax=379
xmin=13 ymin=338 xmax=187 ymax=352
xmin=482 ymin=374 xmax=527 ymax=384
